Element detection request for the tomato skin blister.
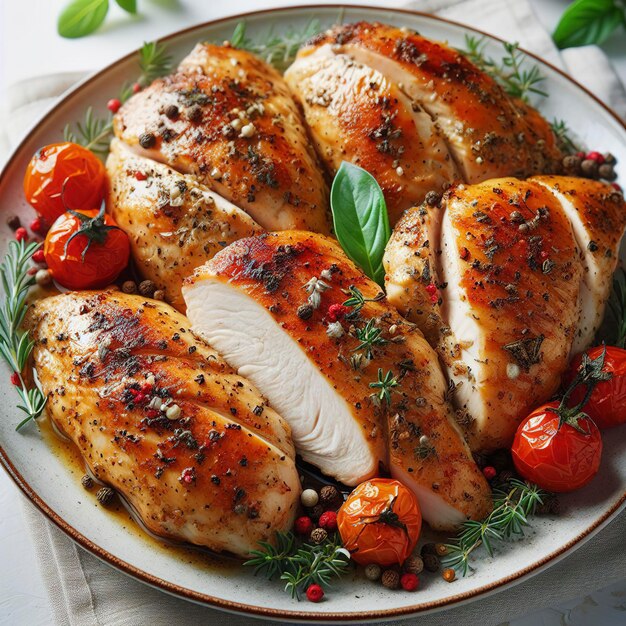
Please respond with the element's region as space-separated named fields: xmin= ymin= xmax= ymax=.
xmin=512 ymin=405 xmax=602 ymax=493
xmin=23 ymin=142 xmax=106 ymax=222
xmin=337 ymin=478 xmax=422 ymax=566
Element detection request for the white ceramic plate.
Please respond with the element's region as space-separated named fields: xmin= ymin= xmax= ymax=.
xmin=0 ymin=4 xmax=625 ymax=622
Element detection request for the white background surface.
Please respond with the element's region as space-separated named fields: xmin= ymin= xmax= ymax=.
xmin=0 ymin=1 xmax=625 ymax=625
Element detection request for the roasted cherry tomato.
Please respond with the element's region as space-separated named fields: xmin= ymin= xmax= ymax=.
xmin=512 ymin=404 xmax=602 ymax=492
xmin=337 ymin=478 xmax=421 ymax=566
xmin=23 ymin=142 xmax=106 ymax=222
xmin=44 ymin=204 xmax=129 ymax=290
xmin=566 ymin=345 xmax=626 ymax=429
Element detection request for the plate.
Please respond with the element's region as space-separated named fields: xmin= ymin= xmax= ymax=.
xmin=0 ymin=4 xmax=625 ymax=622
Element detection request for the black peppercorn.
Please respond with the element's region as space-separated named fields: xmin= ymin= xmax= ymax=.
xmin=297 ymin=303 xmax=314 ymax=320
xmin=96 ymin=487 xmax=115 ymax=506
xmin=425 ymin=191 xmax=441 ymax=207
xmin=186 ymin=105 xmax=203 ymax=123
xmin=310 ymin=528 xmax=328 ymax=544
xmin=81 ymin=475 xmax=94 ymax=489
xmin=319 ymin=485 xmax=342 ymax=509
xmin=423 ymin=553 xmax=440 ymax=572
xmin=598 ymin=163 xmax=617 ymax=181
xmin=420 ymin=542 xmax=438 ymax=557
xmin=562 ymin=154 xmax=582 ymax=175
xmin=580 ymin=158 xmax=599 ymax=178
xmin=164 ymin=104 xmax=179 ymax=120
xmin=121 ymin=280 xmax=137 ymax=294
xmin=603 ymin=152 xmax=617 ymax=165
xmin=309 ymin=504 xmax=324 ymax=522
xmin=138 ymin=280 xmax=156 ymax=297
xmin=139 ymin=132 xmax=156 ymax=149
xmin=6 ymin=215 xmax=21 ymax=231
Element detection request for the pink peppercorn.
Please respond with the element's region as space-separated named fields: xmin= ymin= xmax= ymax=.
xmin=483 ymin=466 xmax=497 ymax=480
xmin=400 ymin=572 xmax=419 ymax=591
xmin=327 ymin=303 xmax=349 ymax=322
xmin=306 ymin=584 xmax=324 ymax=602
xmin=10 ymin=372 xmax=20 ymax=386
xmin=15 ymin=227 xmax=27 ymax=242
xmin=318 ymin=510 xmax=338 ymax=532
xmin=107 ymin=98 xmax=122 ymax=113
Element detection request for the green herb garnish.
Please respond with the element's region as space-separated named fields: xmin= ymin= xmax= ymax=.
xmin=63 ymin=40 xmax=172 ymax=156
xmin=553 ymin=0 xmax=625 ymax=50
xmin=58 ymin=0 xmax=136 ymax=39
xmin=550 ymin=118 xmax=580 ymax=155
xmin=353 ymin=318 xmax=387 ymax=359
xmin=342 ymin=285 xmax=384 ymax=314
xmin=443 ymin=479 xmax=546 ymax=576
xmin=331 ymin=162 xmax=391 ymax=287
xmin=244 ymin=531 xmax=350 ymax=599
xmin=369 ymin=368 xmax=400 ymax=407
xmin=0 ymin=241 xmax=47 ymax=431
xmin=461 ymin=36 xmax=548 ymax=102
xmin=229 ymin=19 xmax=321 ymax=72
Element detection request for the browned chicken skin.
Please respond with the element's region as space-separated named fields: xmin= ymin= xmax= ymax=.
xmin=286 ymin=22 xmax=561 ymax=218
xmin=114 ymin=43 xmax=330 ymax=233
xmin=107 ymin=139 xmax=262 ymax=312
xmin=27 ymin=291 xmax=300 ymax=556
xmin=184 ymin=231 xmax=491 ymax=530
xmin=385 ymin=177 xmax=626 ymax=451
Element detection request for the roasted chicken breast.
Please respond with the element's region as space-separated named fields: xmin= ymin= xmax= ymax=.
xmin=114 ymin=43 xmax=330 ymax=233
xmin=285 ymin=48 xmax=459 ymax=224
xmin=287 ymin=22 xmax=560 ymax=211
xmin=183 ymin=231 xmax=491 ymax=530
xmin=384 ymin=177 xmax=626 ymax=451
xmin=107 ymin=139 xmax=262 ymax=312
xmin=27 ymin=291 xmax=300 ymax=556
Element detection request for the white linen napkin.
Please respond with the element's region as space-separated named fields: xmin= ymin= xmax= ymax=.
xmin=3 ymin=1 xmax=626 ymax=625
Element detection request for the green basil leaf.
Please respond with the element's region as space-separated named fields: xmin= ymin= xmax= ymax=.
xmin=58 ymin=0 xmax=109 ymax=39
xmin=330 ymin=162 xmax=390 ymax=286
xmin=115 ymin=0 xmax=137 ymax=14
xmin=553 ymin=0 xmax=625 ymax=49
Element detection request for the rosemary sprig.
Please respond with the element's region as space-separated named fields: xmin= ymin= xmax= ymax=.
xmin=442 ymin=479 xmax=546 ymax=576
xmin=550 ymin=118 xmax=580 ymax=155
xmin=461 ymin=35 xmax=548 ymax=101
xmin=244 ymin=531 xmax=350 ymax=599
xmin=63 ymin=40 xmax=173 ymax=156
xmin=229 ymin=19 xmax=321 ymax=72
xmin=0 ymin=240 xmax=47 ymax=431
xmin=353 ymin=318 xmax=387 ymax=359
xmin=369 ymin=368 xmax=400 ymax=407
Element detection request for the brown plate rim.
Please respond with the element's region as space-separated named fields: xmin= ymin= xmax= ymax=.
xmin=0 ymin=3 xmax=625 ymax=621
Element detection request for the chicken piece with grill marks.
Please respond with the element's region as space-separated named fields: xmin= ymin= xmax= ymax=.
xmin=113 ymin=43 xmax=330 ymax=233
xmin=289 ymin=22 xmax=561 ymax=185
xmin=183 ymin=231 xmax=492 ymax=530
xmin=26 ymin=291 xmax=300 ymax=556
xmin=106 ymin=139 xmax=262 ymax=312
xmin=284 ymin=48 xmax=459 ymax=224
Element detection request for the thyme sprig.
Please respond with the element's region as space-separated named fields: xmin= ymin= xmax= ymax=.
xmin=353 ymin=318 xmax=387 ymax=359
xmin=244 ymin=531 xmax=350 ymax=599
xmin=550 ymin=118 xmax=580 ymax=155
xmin=229 ymin=19 xmax=321 ymax=72
xmin=342 ymin=285 xmax=384 ymax=314
xmin=460 ymin=35 xmax=548 ymax=101
xmin=443 ymin=479 xmax=546 ymax=576
xmin=0 ymin=240 xmax=47 ymax=431
xmin=63 ymin=40 xmax=173 ymax=156
xmin=369 ymin=368 xmax=400 ymax=407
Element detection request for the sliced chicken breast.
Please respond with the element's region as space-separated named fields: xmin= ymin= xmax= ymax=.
xmin=183 ymin=231 xmax=491 ymax=530
xmin=386 ymin=178 xmax=585 ymax=451
xmin=27 ymin=291 xmax=299 ymax=556
xmin=107 ymin=139 xmax=263 ymax=312
xmin=531 ymin=176 xmax=626 ymax=353
xmin=284 ymin=47 xmax=458 ymax=224
xmin=298 ymin=22 xmax=561 ymax=183
xmin=114 ymin=43 xmax=330 ymax=233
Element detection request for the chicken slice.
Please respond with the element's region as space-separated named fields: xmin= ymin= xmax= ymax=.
xmin=114 ymin=43 xmax=330 ymax=233
xmin=531 ymin=176 xmax=626 ymax=353
xmin=284 ymin=48 xmax=458 ymax=224
xmin=183 ymin=231 xmax=491 ymax=530
xmin=299 ymin=22 xmax=561 ymax=182
xmin=27 ymin=291 xmax=299 ymax=556
xmin=386 ymin=179 xmax=584 ymax=451
xmin=106 ymin=139 xmax=262 ymax=312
